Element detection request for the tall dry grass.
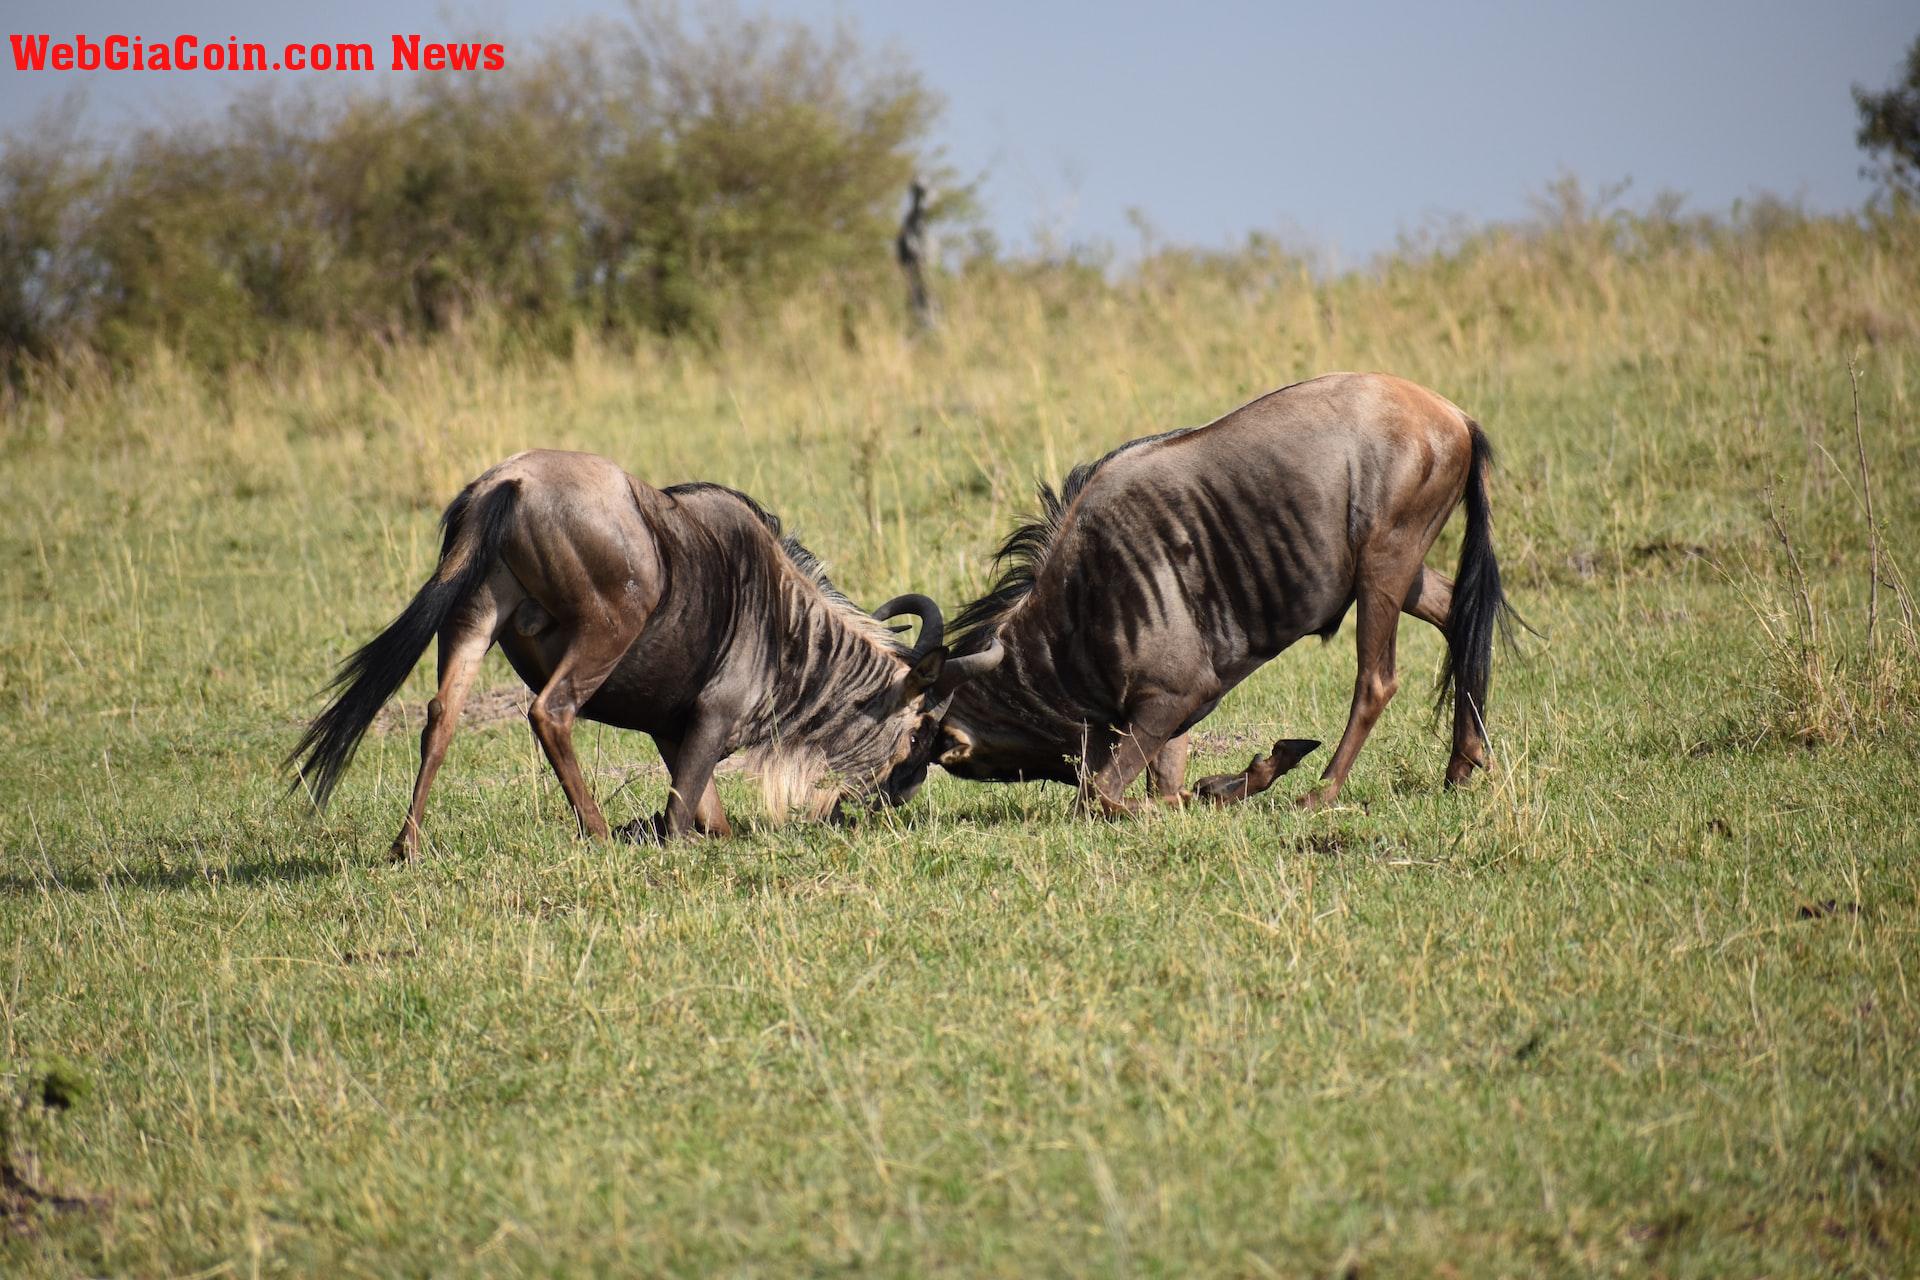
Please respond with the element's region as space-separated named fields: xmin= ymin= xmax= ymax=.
xmin=1 ymin=190 xmax=1916 ymax=746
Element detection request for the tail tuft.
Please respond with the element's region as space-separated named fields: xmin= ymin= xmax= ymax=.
xmin=286 ymin=481 xmax=517 ymax=808
xmin=1434 ymin=424 xmax=1518 ymax=741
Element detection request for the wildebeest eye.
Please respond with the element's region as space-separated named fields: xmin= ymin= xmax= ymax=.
xmin=893 ymin=717 xmax=939 ymax=772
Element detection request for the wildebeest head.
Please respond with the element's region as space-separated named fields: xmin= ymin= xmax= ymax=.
xmin=917 ymin=471 xmax=1107 ymax=787
xmin=863 ymin=594 xmax=1005 ymax=806
xmin=929 ymin=661 xmax=1080 ymax=786
xmin=728 ymin=513 xmax=1010 ymax=822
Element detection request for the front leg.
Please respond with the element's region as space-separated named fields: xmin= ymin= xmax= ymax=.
xmin=1147 ymin=733 xmax=1192 ymax=805
xmin=1075 ymin=696 xmax=1194 ymax=818
xmin=648 ymin=735 xmax=733 ymax=837
xmin=616 ymin=715 xmax=735 ymax=844
xmin=660 ymin=716 xmax=733 ymax=840
xmin=1192 ymin=738 xmax=1321 ymax=805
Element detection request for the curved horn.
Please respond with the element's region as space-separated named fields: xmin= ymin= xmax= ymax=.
xmin=934 ymin=633 xmax=1004 ymax=697
xmin=871 ymin=593 xmax=944 ymax=656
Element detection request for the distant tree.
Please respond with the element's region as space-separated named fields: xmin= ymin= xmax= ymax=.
xmin=0 ymin=106 xmax=98 ymax=368
xmin=896 ymin=177 xmax=934 ymax=330
xmin=1854 ymin=35 xmax=1920 ymax=199
xmin=0 ymin=7 xmax=950 ymax=373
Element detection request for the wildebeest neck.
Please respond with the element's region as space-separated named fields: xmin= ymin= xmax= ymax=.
xmin=751 ymin=567 xmax=914 ymax=776
xmin=659 ymin=487 xmax=918 ymax=792
xmin=941 ymin=428 xmax=1207 ymax=782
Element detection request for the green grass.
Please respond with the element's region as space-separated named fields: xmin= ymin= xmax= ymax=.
xmin=3 ymin=215 xmax=1919 ymax=1275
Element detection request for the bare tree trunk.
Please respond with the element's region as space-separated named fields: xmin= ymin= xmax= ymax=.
xmin=895 ymin=178 xmax=935 ymax=333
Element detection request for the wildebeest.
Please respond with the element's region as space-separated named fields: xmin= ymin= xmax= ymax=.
xmin=932 ymin=372 xmax=1516 ymax=813
xmin=288 ymin=450 xmax=1002 ymax=857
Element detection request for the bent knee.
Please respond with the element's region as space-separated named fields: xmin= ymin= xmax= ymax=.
xmin=527 ymin=696 xmax=571 ymax=734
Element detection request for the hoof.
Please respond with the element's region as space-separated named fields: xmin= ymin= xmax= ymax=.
xmin=387 ymin=840 xmax=417 ymax=865
xmin=1194 ymin=739 xmax=1320 ymax=807
xmin=616 ymin=814 xmax=667 ymax=844
xmin=1192 ymin=774 xmax=1248 ymax=804
xmin=1074 ymin=794 xmax=1143 ymax=820
xmin=1269 ymin=738 xmax=1322 ymax=771
xmin=1295 ymin=785 xmax=1340 ymax=812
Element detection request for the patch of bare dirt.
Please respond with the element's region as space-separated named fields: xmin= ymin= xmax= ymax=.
xmin=1187 ymin=728 xmax=1275 ymax=757
xmin=1 ymin=1157 xmax=103 ymax=1238
xmin=372 ymin=685 xmax=531 ymax=735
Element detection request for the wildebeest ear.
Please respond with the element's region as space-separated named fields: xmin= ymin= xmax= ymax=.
xmin=904 ymin=646 xmax=947 ymax=696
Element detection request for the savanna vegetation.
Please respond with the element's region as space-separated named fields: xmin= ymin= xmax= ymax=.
xmin=3 ymin=16 xmax=1919 ymax=1278
xmin=0 ymin=7 xmax=948 ymax=373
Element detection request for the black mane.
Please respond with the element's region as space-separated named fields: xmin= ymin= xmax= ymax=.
xmin=662 ymin=481 xmax=893 ymax=644
xmin=951 ymin=426 xmax=1199 ymax=641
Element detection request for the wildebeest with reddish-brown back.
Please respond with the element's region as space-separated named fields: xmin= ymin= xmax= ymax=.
xmin=931 ymin=372 xmax=1516 ymax=812
xmin=288 ymin=450 xmax=1002 ymax=857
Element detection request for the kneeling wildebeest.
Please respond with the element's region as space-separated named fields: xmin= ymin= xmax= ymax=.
xmin=933 ymin=372 xmax=1517 ymax=813
xmin=288 ymin=450 xmax=1002 ymax=857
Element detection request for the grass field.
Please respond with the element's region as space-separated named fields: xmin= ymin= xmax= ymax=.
xmin=4 ymin=211 xmax=1919 ymax=1275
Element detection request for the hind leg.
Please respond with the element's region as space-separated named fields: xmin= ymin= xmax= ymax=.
xmin=391 ymin=575 xmax=513 ymax=862
xmin=1303 ymin=565 xmax=1419 ymax=810
xmin=1401 ymin=567 xmax=1489 ymax=786
xmin=1403 ymin=566 xmax=1452 ymax=630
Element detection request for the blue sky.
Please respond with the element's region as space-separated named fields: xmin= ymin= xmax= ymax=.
xmin=3 ymin=1 xmax=1914 ymax=262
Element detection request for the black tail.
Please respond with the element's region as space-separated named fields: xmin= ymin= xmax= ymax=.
xmin=286 ymin=480 xmax=518 ymax=808
xmin=1435 ymin=423 xmax=1516 ymax=741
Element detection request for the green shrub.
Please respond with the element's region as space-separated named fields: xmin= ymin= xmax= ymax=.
xmin=0 ymin=7 xmax=943 ymax=374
